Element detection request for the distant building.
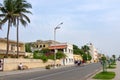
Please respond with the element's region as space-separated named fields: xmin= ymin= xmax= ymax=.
xmin=87 ymin=43 xmax=99 ymax=62
xmin=0 ymin=38 xmax=25 ymax=57
xmin=27 ymin=40 xmax=60 ymax=52
xmin=26 ymin=40 xmax=74 ymax=65
xmin=49 ymin=43 xmax=74 ymax=65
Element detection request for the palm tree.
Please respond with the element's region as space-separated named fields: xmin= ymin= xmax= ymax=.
xmin=14 ymin=0 xmax=32 ymax=58
xmin=112 ymin=54 xmax=116 ymax=63
xmin=81 ymin=45 xmax=90 ymax=53
xmin=81 ymin=45 xmax=90 ymax=61
xmin=0 ymin=0 xmax=16 ymax=58
xmin=0 ymin=0 xmax=32 ymax=58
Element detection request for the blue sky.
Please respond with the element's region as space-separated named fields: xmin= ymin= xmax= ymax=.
xmin=0 ymin=0 xmax=120 ymax=57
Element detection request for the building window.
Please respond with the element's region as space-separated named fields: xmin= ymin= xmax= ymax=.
xmin=69 ymin=58 xmax=71 ymax=62
xmin=40 ymin=45 xmax=42 ymax=48
xmin=11 ymin=44 xmax=15 ymax=51
xmin=64 ymin=48 xmax=67 ymax=52
xmin=36 ymin=45 xmax=38 ymax=48
xmin=43 ymin=45 xmax=45 ymax=47
xmin=69 ymin=49 xmax=71 ymax=53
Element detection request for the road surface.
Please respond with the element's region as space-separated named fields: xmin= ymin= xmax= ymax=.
xmin=0 ymin=63 xmax=101 ymax=80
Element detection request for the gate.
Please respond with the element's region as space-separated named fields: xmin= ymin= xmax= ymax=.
xmin=0 ymin=58 xmax=4 ymax=71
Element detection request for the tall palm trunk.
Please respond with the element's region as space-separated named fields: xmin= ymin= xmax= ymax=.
xmin=6 ymin=20 xmax=11 ymax=58
xmin=17 ymin=18 xmax=19 ymax=58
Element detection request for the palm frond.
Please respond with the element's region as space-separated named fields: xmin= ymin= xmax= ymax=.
xmin=22 ymin=2 xmax=32 ymax=9
xmin=0 ymin=7 xmax=7 ymax=13
xmin=22 ymin=9 xmax=32 ymax=14
xmin=0 ymin=14 xmax=6 ymax=17
xmin=0 ymin=3 xmax=2 ymax=6
xmin=21 ymin=13 xmax=30 ymax=23
xmin=0 ymin=17 xmax=8 ymax=29
xmin=0 ymin=17 xmax=7 ymax=24
xmin=20 ymin=19 xmax=27 ymax=27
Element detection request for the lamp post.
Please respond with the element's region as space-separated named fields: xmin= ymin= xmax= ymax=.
xmin=54 ymin=22 xmax=63 ymax=68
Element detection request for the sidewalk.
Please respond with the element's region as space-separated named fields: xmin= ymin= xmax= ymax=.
xmin=0 ymin=64 xmax=75 ymax=77
xmin=113 ymin=61 xmax=120 ymax=80
xmin=87 ymin=61 xmax=120 ymax=80
xmin=0 ymin=67 xmax=46 ymax=77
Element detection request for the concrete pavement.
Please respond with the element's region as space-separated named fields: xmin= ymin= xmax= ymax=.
xmin=113 ymin=61 xmax=120 ymax=80
xmin=0 ymin=63 xmax=102 ymax=79
xmin=0 ymin=67 xmax=46 ymax=77
xmin=0 ymin=65 xmax=75 ymax=77
xmin=87 ymin=61 xmax=120 ymax=80
xmin=1 ymin=62 xmax=119 ymax=80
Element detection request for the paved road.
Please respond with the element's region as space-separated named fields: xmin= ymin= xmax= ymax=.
xmin=0 ymin=63 xmax=101 ymax=80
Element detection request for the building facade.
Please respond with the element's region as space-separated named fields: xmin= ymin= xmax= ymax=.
xmin=49 ymin=43 xmax=74 ymax=65
xmin=27 ymin=40 xmax=60 ymax=52
xmin=0 ymin=38 xmax=25 ymax=57
xmin=88 ymin=43 xmax=99 ymax=62
xmin=26 ymin=40 xmax=74 ymax=65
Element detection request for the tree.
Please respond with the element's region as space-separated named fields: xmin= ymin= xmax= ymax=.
xmin=14 ymin=0 xmax=32 ymax=58
xmin=82 ymin=53 xmax=87 ymax=62
xmin=112 ymin=54 xmax=116 ymax=63
xmin=87 ymin=52 xmax=92 ymax=60
xmin=0 ymin=0 xmax=32 ymax=58
xmin=73 ymin=45 xmax=80 ymax=54
xmin=81 ymin=45 xmax=92 ymax=61
xmin=81 ymin=45 xmax=90 ymax=53
xmin=101 ymin=56 xmax=107 ymax=72
xmin=73 ymin=44 xmax=84 ymax=55
xmin=25 ymin=43 xmax=32 ymax=52
xmin=0 ymin=0 xmax=16 ymax=57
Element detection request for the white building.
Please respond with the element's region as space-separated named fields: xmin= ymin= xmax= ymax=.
xmin=49 ymin=43 xmax=74 ymax=65
xmin=88 ymin=43 xmax=99 ymax=62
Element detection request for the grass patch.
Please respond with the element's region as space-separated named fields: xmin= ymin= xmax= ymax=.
xmin=111 ymin=63 xmax=116 ymax=65
xmin=93 ymin=71 xmax=115 ymax=79
xmin=107 ymin=65 xmax=116 ymax=69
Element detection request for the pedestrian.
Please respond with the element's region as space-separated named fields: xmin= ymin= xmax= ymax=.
xmin=77 ymin=60 xmax=81 ymax=66
xmin=18 ymin=63 xmax=23 ymax=70
xmin=74 ymin=60 xmax=78 ymax=64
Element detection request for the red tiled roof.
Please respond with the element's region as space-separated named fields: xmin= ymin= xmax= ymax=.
xmin=49 ymin=45 xmax=67 ymax=49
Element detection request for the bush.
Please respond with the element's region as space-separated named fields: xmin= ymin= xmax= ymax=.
xmin=56 ymin=51 xmax=66 ymax=59
xmin=33 ymin=50 xmax=48 ymax=62
xmin=40 ymin=55 xmax=48 ymax=63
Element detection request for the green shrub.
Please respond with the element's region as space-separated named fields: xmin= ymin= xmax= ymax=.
xmin=33 ymin=50 xmax=48 ymax=62
xmin=40 ymin=55 xmax=48 ymax=63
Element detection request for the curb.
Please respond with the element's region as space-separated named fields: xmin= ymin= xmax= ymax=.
xmin=85 ymin=67 xmax=102 ymax=80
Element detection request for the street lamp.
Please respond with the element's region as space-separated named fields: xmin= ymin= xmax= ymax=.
xmin=54 ymin=22 xmax=63 ymax=68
